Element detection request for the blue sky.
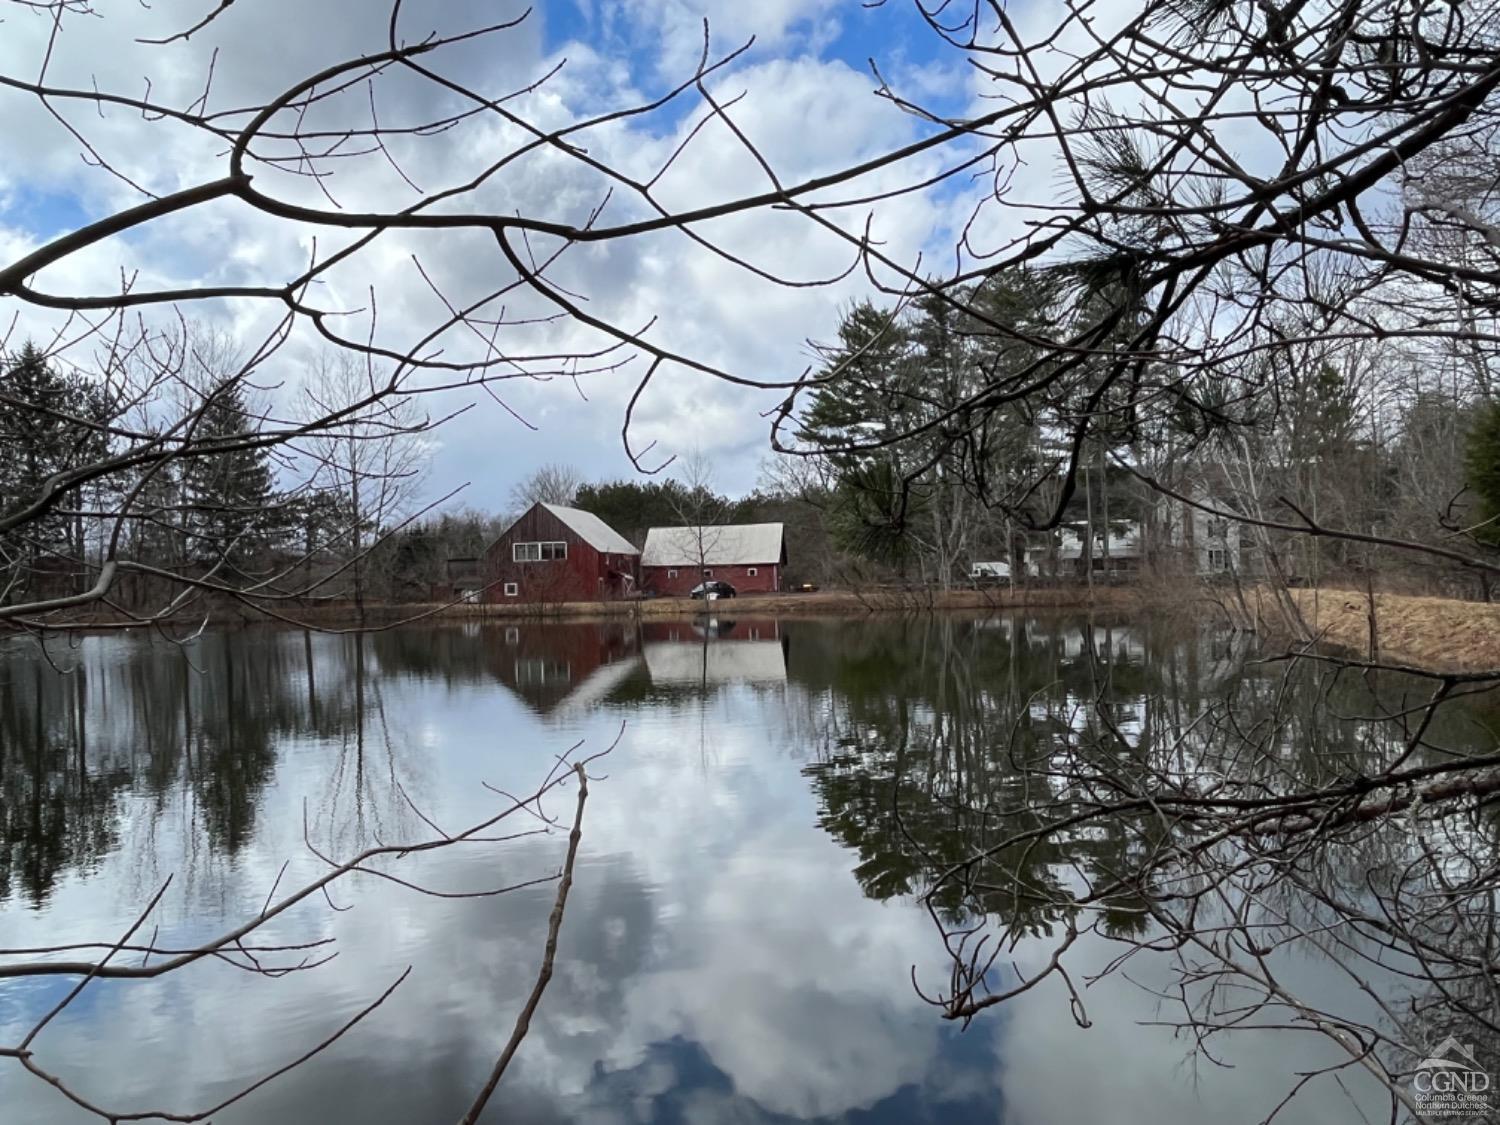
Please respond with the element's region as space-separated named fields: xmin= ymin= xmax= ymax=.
xmin=541 ymin=0 xmax=957 ymax=83
xmin=5 ymin=185 xmax=94 ymax=245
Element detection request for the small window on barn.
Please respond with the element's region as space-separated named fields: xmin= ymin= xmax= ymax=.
xmin=703 ymin=568 xmax=712 ymax=577
xmin=504 ymin=582 xmax=519 ymax=597
xmin=504 ymin=626 xmax=520 ymax=643
xmin=747 ymin=567 xmax=758 ymax=577
xmin=541 ymin=541 xmax=567 ymax=561
xmin=668 ymin=568 xmax=678 ymax=578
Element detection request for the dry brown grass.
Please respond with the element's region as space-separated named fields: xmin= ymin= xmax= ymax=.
xmin=1249 ymin=586 xmax=1500 ymax=672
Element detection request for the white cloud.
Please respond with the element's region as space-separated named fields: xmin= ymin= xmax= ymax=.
xmin=0 ymin=1 xmax=975 ymax=506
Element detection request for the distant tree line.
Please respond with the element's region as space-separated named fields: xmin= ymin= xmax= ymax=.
xmin=1 ymin=333 xmax=870 ymax=613
xmin=0 ymin=329 xmax=425 ymax=619
xmin=12 ymin=318 xmax=1498 ymax=611
xmin=791 ymin=271 xmax=1500 ymax=597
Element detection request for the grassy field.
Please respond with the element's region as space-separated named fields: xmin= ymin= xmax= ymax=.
xmin=1242 ymin=586 xmax=1500 ymax=672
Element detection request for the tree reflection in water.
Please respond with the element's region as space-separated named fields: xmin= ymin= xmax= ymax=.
xmin=4 ymin=616 xmax=1499 ymax=1122
xmin=0 ymin=626 xmax=601 ymax=1123
xmin=799 ymin=615 xmax=1500 ymax=1120
xmin=0 ymin=630 xmax=435 ymax=907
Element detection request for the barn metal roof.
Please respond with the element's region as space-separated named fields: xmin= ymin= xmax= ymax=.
xmin=640 ymin=523 xmax=784 ymax=567
xmin=540 ymin=503 xmax=640 ymax=555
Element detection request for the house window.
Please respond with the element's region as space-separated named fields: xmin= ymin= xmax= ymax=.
xmin=747 ymin=567 xmax=758 ymax=577
xmin=503 ymin=582 xmax=519 ymax=597
xmin=512 ymin=541 xmax=567 ymax=562
xmin=667 ymin=569 xmax=678 ymax=578
xmin=1208 ymin=549 xmax=1228 ymax=571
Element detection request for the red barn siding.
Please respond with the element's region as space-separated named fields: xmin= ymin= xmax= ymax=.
xmin=642 ymin=563 xmax=780 ymax=596
xmin=482 ymin=504 xmax=638 ymax=603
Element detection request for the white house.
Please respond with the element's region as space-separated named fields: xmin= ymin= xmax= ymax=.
xmin=1155 ymin=485 xmax=1244 ymax=576
xmin=1024 ymin=522 xmax=1146 ymax=578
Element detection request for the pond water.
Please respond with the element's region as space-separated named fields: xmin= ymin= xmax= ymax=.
xmin=1 ymin=614 xmax=1494 ymax=1124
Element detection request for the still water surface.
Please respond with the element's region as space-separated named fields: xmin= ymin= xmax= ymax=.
xmin=1 ymin=615 xmax=1492 ymax=1123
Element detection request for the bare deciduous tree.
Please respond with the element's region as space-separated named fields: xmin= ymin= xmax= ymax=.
xmin=669 ymin=447 xmax=729 ymax=591
xmin=6 ymin=0 xmax=1500 ymax=1117
xmin=508 ymin=463 xmax=585 ymax=517
xmin=302 ymin=351 xmax=429 ymax=615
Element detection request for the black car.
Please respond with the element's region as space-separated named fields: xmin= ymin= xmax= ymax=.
xmin=689 ymin=580 xmax=737 ymax=599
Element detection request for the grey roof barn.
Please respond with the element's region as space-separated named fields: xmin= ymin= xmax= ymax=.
xmin=640 ymin=523 xmax=784 ymax=567
xmin=540 ymin=503 xmax=640 ymax=555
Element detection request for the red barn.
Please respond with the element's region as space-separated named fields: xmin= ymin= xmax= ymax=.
xmin=483 ymin=502 xmax=639 ymax=604
xmin=640 ymin=523 xmax=785 ymax=596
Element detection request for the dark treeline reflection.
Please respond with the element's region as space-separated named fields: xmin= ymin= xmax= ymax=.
xmin=0 ymin=630 xmax=410 ymax=905
xmin=4 ymin=615 xmax=1494 ymax=921
xmin=792 ymin=616 xmax=1499 ymax=935
xmin=788 ymin=615 xmax=1500 ymax=1105
xmin=4 ymin=615 xmax=1498 ymax=1124
xmin=0 ymin=618 xmax=781 ymax=908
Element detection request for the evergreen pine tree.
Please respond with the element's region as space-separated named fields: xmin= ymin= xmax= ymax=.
xmin=1465 ymin=401 xmax=1500 ymax=549
xmin=181 ymin=381 xmax=277 ymax=569
xmin=0 ymin=343 xmax=114 ymax=597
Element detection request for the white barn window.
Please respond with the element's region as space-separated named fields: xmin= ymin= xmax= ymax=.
xmin=504 ymin=582 xmax=519 ymax=596
xmin=512 ymin=541 xmax=567 ymax=562
xmin=746 ymin=567 xmax=758 ymax=576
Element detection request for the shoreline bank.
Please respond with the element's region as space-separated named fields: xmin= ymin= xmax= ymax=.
xmin=266 ymin=585 xmax=1156 ymax=628
xmin=20 ymin=585 xmax=1500 ymax=677
xmin=1239 ymin=586 xmax=1500 ymax=674
xmin=440 ymin=585 xmax=1149 ymax=617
